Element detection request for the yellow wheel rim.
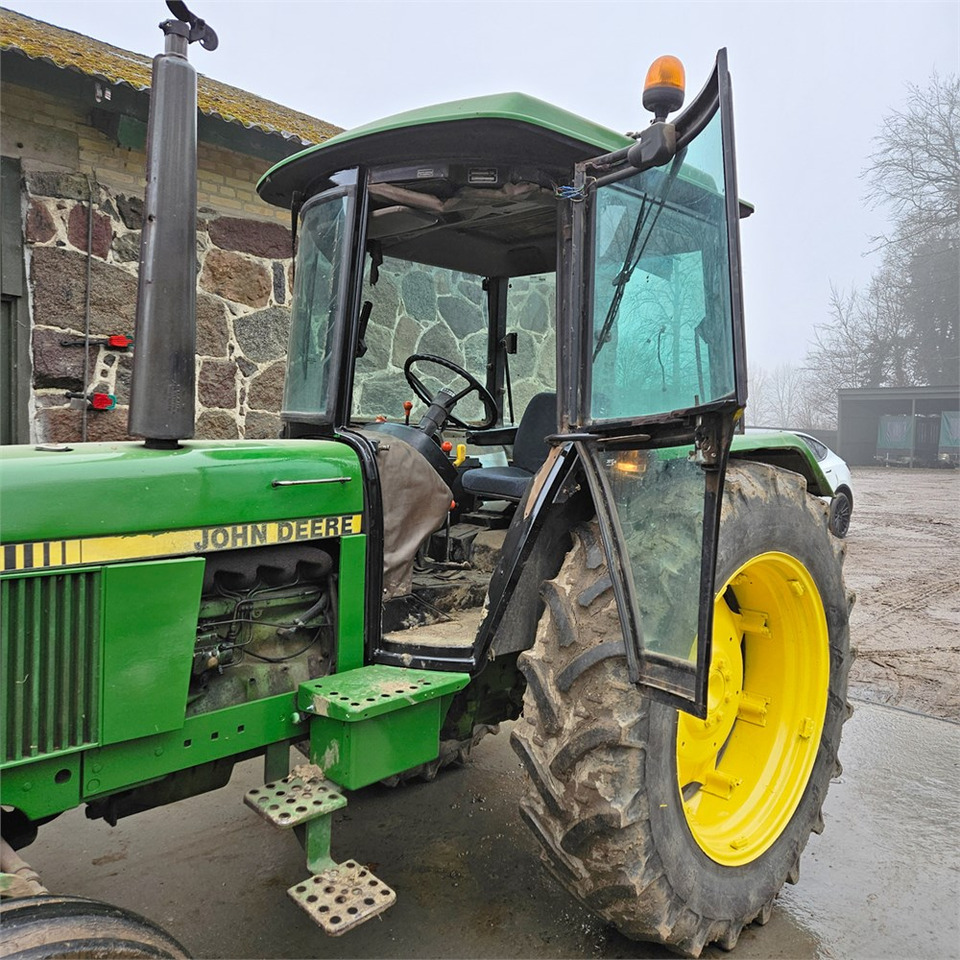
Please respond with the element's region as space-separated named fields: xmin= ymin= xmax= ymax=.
xmin=676 ymin=552 xmax=829 ymax=866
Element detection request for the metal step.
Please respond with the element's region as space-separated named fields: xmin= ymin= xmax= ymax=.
xmin=244 ymin=764 xmax=396 ymax=935
xmin=297 ymin=665 xmax=471 ymax=789
xmin=244 ymin=765 xmax=346 ymax=828
xmin=288 ymin=860 xmax=396 ymax=935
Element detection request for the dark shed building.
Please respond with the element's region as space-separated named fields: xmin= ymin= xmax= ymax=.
xmin=837 ymin=385 xmax=960 ymax=466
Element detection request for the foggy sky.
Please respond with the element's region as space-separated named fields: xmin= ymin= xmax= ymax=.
xmin=4 ymin=0 xmax=958 ymax=372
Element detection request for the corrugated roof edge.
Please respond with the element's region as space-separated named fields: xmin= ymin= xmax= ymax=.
xmin=0 ymin=7 xmax=343 ymax=146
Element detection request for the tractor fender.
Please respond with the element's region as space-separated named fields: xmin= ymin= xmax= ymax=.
xmin=730 ymin=432 xmax=834 ymax=498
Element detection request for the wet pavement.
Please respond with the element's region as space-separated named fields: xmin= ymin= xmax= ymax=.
xmin=25 ymin=699 xmax=960 ymax=959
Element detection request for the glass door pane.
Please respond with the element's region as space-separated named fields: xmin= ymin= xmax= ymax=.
xmin=588 ymin=107 xmax=735 ymax=424
xmin=598 ymin=445 xmax=703 ymax=664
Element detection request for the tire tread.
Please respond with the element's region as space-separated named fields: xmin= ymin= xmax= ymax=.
xmin=512 ymin=462 xmax=853 ymax=957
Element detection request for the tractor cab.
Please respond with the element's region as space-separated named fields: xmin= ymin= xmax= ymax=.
xmin=258 ymin=57 xmax=749 ymax=713
xmin=259 ymin=94 xmax=613 ymax=494
xmin=257 ymin=97 xmax=625 ymax=657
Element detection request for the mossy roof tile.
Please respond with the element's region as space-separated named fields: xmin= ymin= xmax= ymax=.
xmin=0 ymin=7 xmax=341 ymax=145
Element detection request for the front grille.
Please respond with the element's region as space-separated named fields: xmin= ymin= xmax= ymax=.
xmin=1 ymin=571 xmax=100 ymax=764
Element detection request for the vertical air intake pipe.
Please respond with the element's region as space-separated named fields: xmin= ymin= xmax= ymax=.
xmin=129 ymin=3 xmax=217 ymax=448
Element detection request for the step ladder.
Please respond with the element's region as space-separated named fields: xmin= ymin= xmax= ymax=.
xmin=244 ymin=764 xmax=395 ymax=935
xmin=244 ymin=665 xmax=470 ymax=934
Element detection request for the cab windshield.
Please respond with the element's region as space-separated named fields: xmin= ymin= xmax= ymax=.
xmin=283 ymin=186 xmax=354 ymax=423
xmin=588 ymin=108 xmax=735 ymax=423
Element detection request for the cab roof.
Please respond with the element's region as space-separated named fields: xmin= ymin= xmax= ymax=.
xmin=257 ymin=91 xmax=633 ymax=208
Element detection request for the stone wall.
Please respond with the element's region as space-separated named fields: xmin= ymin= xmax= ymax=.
xmin=6 ymin=79 xmax=558 ymax=443
xmin=503 ymin=273 xmax=557 ymax=418
xmin=3 ymin=80 xmax=295 ymax=443
xmin=355 ymin=261 xmax=556 ymax=426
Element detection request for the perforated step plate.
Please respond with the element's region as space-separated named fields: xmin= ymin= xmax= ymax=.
xmin=288 ymin=860 xmax=396 ymax=935
xmin=244 ymin=765 xmax=346 ymax=828
xmin=298 ymin=664 xmax=470 ymax=722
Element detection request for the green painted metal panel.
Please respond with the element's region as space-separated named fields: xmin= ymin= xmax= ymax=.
xmin=730 ymin=431 xmax=831 ymax=496
xmin=0 ymin=439 xmax=363 ymax=544
xmin=336 ymin=536 xmax=366 ymax=672
xmin=1 ymin=569 xmax=100 ymax=764
xmin=101 ymin=558 xmax=205 ymax=745
xmin=298 ymin=665 xmax=470 ymax=721
xmin=300 ymin=666 xmax=468 ymax=790
xmin=263 ymin=92 xmax=632 ymax=180
xmin=82 ymin=694 xmax=305 ymax=799
xmin=1 ymin=156 xmax=24 ymax=297
xmin=1 ymin=157 xmax=30 ymax=444
xmin=0 ymin=753 xmax=81 ymax=820
xmin=116 ymin=114 xmax=147 ymax=150
xmin=308 ymin=699 xmax=448 ymax=791
xmin=258 ymin=92 xmax=635 ymax=208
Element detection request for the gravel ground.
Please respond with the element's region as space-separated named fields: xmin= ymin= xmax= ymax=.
xmin=842 ymin=466 xmax=960 ymax=720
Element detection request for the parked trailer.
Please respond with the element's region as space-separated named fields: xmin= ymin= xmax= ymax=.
xmin=876 ymin=413 xmax=941 ymax=466
xmin=939 ymin=411 xmax=960 ymax=466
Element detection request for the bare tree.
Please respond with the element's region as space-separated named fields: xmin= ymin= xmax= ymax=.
xmin=857 ymin=259 xmax=915 ymax=386
xmin=804 ymin=285 xmax=868 ymax=426
xmin=800 ymin=73 xmax=959 ymax=427
xmin=747 ymin=363 xmax=826 ymax=430
xmin=768 ymin=364 xmax=810 ymax=428
xmin=747 ymin=365 xmax=772 ymax=425
xmin=864 ymin=72 xmax=960 ymax=251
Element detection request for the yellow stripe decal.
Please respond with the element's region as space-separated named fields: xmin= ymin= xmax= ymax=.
xmin=0 ymin=514 xmax=363 ymax=574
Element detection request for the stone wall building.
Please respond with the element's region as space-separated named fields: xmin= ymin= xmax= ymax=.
xmin=0 ymin=8 xmax=341 ymax=444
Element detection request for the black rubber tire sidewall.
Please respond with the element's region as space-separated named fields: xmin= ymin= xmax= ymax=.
xmin=512 ymin=462 xmax=853 ymax=954
xmin=0 ymin=895 xmax=190 ymax=959
xmin=829 ymin=491 xmax=852 ymax=538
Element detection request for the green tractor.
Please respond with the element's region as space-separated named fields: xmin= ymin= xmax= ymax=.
xmin=0 ymin=5 xmax=851 ymax=956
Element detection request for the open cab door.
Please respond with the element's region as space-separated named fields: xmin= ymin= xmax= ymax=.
xmin=560 ymin=50 xmax=746 ymax=717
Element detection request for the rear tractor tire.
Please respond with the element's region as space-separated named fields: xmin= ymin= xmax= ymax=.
xmin=512 ymin=461 xmax=853 ymax=957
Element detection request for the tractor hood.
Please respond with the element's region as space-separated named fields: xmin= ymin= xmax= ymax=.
xmin=0 ymin=440 xmax=363 ymax=551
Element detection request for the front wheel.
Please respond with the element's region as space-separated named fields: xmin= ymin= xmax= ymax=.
xmin=511 ymin=462 xmax=853 ymax=957
xmin=0 ymin=895 xmax=189 ymax=959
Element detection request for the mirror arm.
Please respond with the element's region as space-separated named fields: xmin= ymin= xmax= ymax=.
xmin=626 ymin=122 xmax=677 ymax=172
xmin=585 ymin=122 xmax=679 ymax=189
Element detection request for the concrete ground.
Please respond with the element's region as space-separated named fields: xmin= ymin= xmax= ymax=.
xmin=26 ymin=702 xmax=960 ymax=960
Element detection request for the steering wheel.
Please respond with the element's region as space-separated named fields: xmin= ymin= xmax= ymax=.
xmin=403 ymin=354 xmax=498 ymax=431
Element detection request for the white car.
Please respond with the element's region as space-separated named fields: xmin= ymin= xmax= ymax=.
xmin=791 ymin=431 xmax=854 ymax=538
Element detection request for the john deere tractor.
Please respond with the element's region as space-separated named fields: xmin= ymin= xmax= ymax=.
xmin=0 ymin=4 xmax=851 ymax=956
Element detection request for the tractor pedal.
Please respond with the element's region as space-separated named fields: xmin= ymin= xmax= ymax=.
xmin=288 ymin=860 xmax=396 ymax=935
xmin=243 ymin=764 xmax=346 ymax=828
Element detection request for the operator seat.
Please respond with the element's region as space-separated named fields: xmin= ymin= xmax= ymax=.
xmin=461 ymin=392 xmax=556 ymax=502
